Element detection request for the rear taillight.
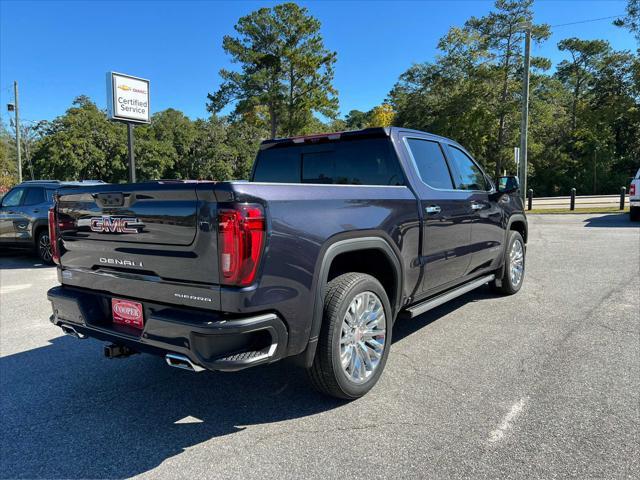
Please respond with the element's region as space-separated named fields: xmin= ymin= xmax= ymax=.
xmin=631 ymin=184 xmax=636 ymax=196
xmin=218 ymin=204 xmax=266 ymax=286
xmin=48 ymin=207 xmax=60 ymax=264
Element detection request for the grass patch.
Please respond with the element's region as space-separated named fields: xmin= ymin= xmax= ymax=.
xmin=527 ymin=207 xmax=630 ymax=214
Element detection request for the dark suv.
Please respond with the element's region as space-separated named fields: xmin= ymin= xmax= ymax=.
xmin=0 ymin=180 xmax=105 ymax=263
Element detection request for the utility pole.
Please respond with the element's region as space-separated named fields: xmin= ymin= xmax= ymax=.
xmin=519 ymin=25 xmax=531 ymax=201
xmin=14 ymin=81 xmax=22 ymax=184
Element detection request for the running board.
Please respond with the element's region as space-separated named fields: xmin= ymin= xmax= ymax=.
xmin=401 ymin=274 xmax=495 ymax=319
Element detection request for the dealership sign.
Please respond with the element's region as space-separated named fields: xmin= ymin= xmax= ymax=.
xmin=106 ymin=72 xmax=150 ymax=123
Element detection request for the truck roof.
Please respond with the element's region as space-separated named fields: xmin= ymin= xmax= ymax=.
xmin=260 ymin=126 xmax=462 ymax=150
xmin=18 ymin=180 xmax=107 ymax=187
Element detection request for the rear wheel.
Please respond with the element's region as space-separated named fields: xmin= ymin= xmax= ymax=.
xmin=630 ymin=206 xmax=640 ymax=221
xmin=307 ymin=273 xmax=392 ymax=400
xmin=36 ymin=230 xmax=53 ymax=265
xmin=491 ymin=230 xmax=525 ymax=295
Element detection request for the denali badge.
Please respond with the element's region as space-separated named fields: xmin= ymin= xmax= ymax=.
xmin=90 ymin=216 xmax=141 ymax=234
xmin=99 ymin=257 xmax=144 ymax=268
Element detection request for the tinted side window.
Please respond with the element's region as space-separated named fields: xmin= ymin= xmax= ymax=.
xmin=301 ymin=139 xmax=403 ymax=185
xmin=406 ymin=138 xmax=454 ymax=189
xmin=448 ymin=147 xmax=489 ymax=191
xmin=46 ymin=189 xmax=56 ymax=202
xmin=253 ymin=138 xmax=404 ymax=186
xmin=1 ymin=188 xmax=25 ymax=207
xmin=252 ymin=148 xmax=301 ymax=183
xmin=23 ymin=187 xmax=45 ymax=206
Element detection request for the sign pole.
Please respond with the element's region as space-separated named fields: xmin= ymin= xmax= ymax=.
xmin=127 ymin=123 xmax=136 ymax=183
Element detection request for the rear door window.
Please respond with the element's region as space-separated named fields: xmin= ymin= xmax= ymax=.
xmin=23 ymin=187 xmax=45 ymax=206
xmin=405 ymin=138 xmax=454 ymax=189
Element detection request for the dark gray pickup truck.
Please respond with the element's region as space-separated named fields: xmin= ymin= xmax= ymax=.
xmin=47 ymin=127 xmax=527 ymax=399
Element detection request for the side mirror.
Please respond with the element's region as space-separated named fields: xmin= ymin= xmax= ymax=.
xmin=497 ymin=175 xmax=519 ymax=194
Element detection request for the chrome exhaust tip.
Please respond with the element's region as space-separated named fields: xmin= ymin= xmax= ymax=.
xmin=60 ymin=324 xmax=86 ymax=339
xmin=165 ymin=353 xmax=205 ymax=372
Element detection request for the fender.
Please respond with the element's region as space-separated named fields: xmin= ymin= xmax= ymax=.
xmin=495 ymin=213 xmax=528 ymax=285
xmin=506 ymin=213 xmax=528 ymax=244
xmin=299 ymin=234 xmax=403 ymax=368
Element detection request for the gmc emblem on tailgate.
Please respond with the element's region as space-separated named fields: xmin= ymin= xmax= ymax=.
xmin=90 ymin=216 xmax=140 ymax=234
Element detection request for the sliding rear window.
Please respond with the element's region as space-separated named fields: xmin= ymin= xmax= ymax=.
xmin=252 ymin=138 xmax=404 ymax=186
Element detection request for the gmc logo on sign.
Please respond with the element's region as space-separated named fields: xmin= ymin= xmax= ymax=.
xmin=90 ymin=216 xmax=141 ymax=234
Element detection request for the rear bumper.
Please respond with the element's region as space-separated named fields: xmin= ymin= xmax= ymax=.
xmin=630 ymin=198 xmax=640 ymax=207
xmin=47 ymin=285 xmax=288 ymax=371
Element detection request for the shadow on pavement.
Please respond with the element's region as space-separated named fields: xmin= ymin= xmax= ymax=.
xmin=0 ymin=335 xmax=344 ymax=479
xmin=0 ymin=282 xmax=494 ymax=478
xmin=582 ymin=213 xmax=638 ymax=228
xmin=393 ymin=285 xmax=498 ymax=343
xmin=0 ymin=250 xmax=53 ymax=270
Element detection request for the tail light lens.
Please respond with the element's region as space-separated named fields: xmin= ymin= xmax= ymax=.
xmin=48 ymin=207 xmax=60 ymax=264
xmin=631 ymin=184 xmax=636 ymax=196
xmin=218 ymin=204 xmax=266 ymax=286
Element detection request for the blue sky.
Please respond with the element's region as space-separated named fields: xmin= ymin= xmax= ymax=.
xmin=0 ymin=0 xmax=634 ymax=126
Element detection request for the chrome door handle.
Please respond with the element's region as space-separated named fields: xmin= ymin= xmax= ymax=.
xmin=471 ymin=202 xmax=484 ymax=210
xmin=425 ymin=205 xmax=441 ymax=214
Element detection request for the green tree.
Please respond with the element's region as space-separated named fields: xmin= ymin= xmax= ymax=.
xmin=189 ymin=117 xmax=234 ymax=180
xmin=32 ymin=96 xmax=128 ymax=182
xmin=0 ymin=121 xmax=18 ymax=190
xmin=344 ymin=109 xmax=370 ymax=130
xmin=391 ymin=0 xmax=551 ymax=177
xmin=146 ymin=108 xmax=196 ymax=179
xmin=556 ymin=38 xmax=610 ymax=131
xmin=207 ymin=2 xmax=338 ymax=138
xmin=439 ymin=0 xmax=550 ymax=176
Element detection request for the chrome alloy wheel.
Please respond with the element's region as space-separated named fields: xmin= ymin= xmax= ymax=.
xmin=510 ymin=238 xmax=524 ymax=287
xmin=339 ymin=291 xmax=386 ymax=384
xmin=39 ymin=233 xmax=52 ymax=263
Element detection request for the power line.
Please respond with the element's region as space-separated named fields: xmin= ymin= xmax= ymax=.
xmin=551 ymin=14 xmax=626 ymax=28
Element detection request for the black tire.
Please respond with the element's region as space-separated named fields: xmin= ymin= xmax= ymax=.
xmin=630 ymin=207 xmax=640 ymax=221
xmin=491 ymin=230 xmax=525 ymax=295
xmin=36 ymin=230 xmax=54 ymax=265
xmin=307 ymin=273 xmax=392 ymax=400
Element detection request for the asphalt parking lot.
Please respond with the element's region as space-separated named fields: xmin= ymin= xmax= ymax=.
xmin=1 ymin=213 xmax=638 ymax=479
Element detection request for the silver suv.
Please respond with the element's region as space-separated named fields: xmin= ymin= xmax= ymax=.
xmin=0 ymin=180 xmax=105 ymax=263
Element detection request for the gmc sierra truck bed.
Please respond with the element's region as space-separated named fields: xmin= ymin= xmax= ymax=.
xmin=47 ymin=127 xmax=527 ymax=399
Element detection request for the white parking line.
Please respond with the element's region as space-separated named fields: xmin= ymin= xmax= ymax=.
xmin=488 ymin=397 xmax=527 ymax=443
xmin=0 ymin=284 xmax=33 ymax=294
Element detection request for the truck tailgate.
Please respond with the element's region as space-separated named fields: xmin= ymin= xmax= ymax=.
xmin=56 ymin=183 xmax=220 ymax=287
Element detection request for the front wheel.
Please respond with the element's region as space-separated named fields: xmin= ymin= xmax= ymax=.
xmin=491 ymin=230 xmax=525 ymax=295
xmin=307 ymin=273 xmax=392 ymax=400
